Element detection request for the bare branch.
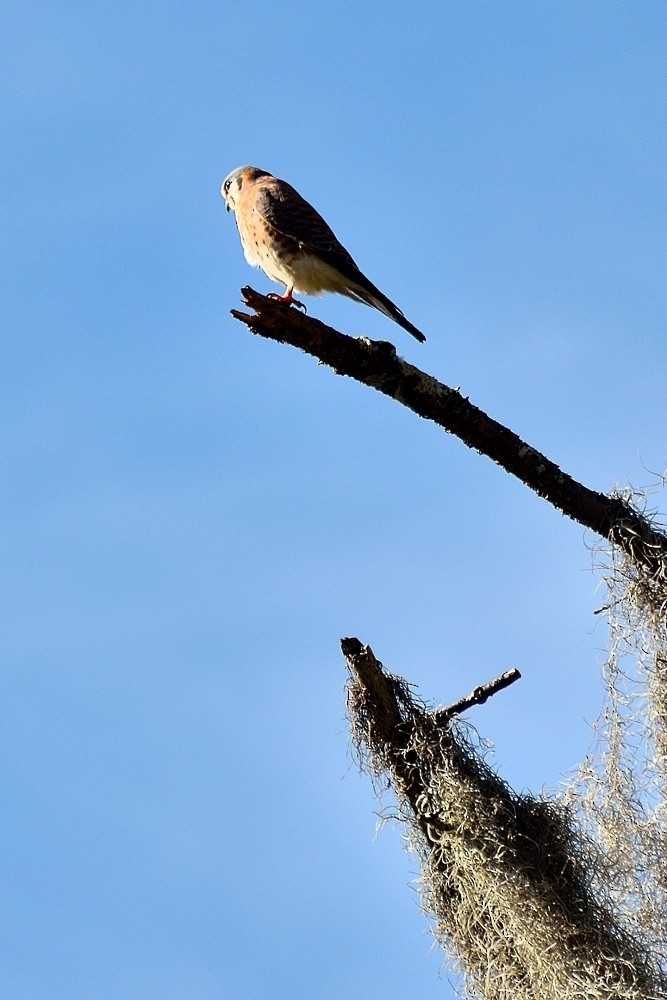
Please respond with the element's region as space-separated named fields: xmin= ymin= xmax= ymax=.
xmin=436 ymin=668 xmax=522 ymax=722
xmin=231 ymin=287 xmax=667 ymax=577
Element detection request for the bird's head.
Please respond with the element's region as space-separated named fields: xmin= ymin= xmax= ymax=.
xmin=220 ymin=166 xmax=271 ymax=212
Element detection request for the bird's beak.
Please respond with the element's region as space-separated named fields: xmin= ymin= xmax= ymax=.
xmin=226 ymin=203 xmax=230 ymax=212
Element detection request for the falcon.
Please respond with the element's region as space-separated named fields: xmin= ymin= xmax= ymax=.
xmin=221 ymin=166 xmax=426 ymax=343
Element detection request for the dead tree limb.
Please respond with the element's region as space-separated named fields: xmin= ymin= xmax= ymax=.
xmin=230 ymin=290 xmax=667 ymax=994
xmin=231 ymin=287 xmax=667 ymax=578
xmin=342 ymin=637 xmax=665 ymax=999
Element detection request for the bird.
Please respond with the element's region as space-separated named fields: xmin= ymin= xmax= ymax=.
xmin=221 ymin=166 xmax=426 ymax=343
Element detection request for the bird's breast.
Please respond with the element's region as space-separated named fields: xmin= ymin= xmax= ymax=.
xmin=236 ymin=210 xmax=346 ymax=295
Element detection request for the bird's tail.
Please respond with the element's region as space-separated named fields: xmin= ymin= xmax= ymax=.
xmin=343 ymin=277 xmax=426 ymax=343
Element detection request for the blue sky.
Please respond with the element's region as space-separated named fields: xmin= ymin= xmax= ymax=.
xmin=2 ymin=2 xmax=667 ymax=997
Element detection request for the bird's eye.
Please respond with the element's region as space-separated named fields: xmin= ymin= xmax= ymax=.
xmin=223 ymin=180 xmax=231 ymax=194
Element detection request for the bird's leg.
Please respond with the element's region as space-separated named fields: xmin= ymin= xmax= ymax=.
xmin=267 ymin=286 xmax=307 ymax=313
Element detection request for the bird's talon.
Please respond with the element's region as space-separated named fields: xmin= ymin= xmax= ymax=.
xmin=267 ymin=291 xmax=307 ymax=313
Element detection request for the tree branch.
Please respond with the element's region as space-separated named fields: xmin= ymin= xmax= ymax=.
xmin=340 ymin=637 xmax=404 ymax=741
xmin=436 ymin=668 xmax=522 ymax=722
xmin=232 ymin=288 xmax=667 ymax=575
xmin=341 ymin=638 xmax=663 ymax=998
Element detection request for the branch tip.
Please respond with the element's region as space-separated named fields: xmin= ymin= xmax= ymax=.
xmin=436 ymin=667 xmax=522 ymax=722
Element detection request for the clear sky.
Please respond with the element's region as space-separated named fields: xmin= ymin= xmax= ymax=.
xmin=3 ymin=2 xmax=667 ymax=997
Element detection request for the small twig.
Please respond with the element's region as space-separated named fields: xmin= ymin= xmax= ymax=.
xmin=435 ymin=668 xmax=522 ymax=723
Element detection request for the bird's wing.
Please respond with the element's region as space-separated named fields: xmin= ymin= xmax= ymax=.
xmin=254 ymin=178 xmax=426 ymax=343
xmin=254 ymin=181 xmax=360 ymax=273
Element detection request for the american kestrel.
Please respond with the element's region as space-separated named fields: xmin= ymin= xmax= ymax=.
xmin=221 ymin=166 xmax=426 ymax=343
